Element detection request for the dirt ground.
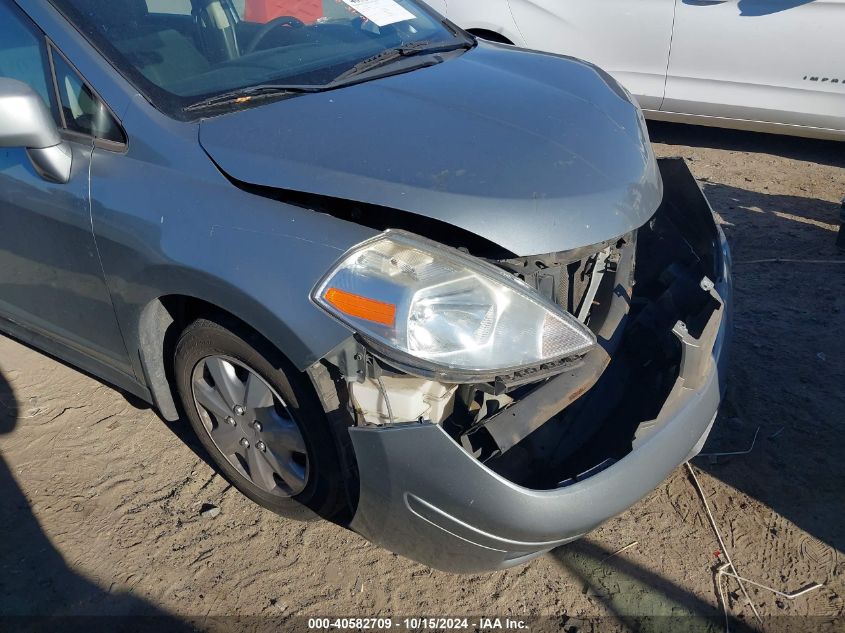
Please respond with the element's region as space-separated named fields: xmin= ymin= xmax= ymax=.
xmin=0 ymin=122 xmax=843 ymax=632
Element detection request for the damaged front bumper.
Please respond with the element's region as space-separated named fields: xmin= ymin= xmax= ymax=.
xmin=322 ymin=159 xmax=732 ymax=573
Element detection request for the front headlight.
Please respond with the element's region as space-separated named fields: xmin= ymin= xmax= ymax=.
xmin=312 ymin=231 xmax=596 ymax=381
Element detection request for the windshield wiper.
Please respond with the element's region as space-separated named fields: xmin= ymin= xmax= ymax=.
xmin=184 ymin=84 xmax=326 ymax=112
xmin=331 ymin=39 xmax=474 ymax=83
xmin=184 ymin=40 xmax=474 ymax=112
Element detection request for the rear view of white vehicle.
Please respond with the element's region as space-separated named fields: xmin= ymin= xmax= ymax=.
xmin=441 ymin=0 xmax=845 ymax=141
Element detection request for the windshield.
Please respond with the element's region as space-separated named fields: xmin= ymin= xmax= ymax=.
xmin=49 ymin=0 xmax=468 ymax=117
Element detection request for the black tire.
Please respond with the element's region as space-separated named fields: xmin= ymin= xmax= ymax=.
xmin=467 ymin=29 xmax=514 ymax=45
xmin=173 ymin=316 xmax=350 ymax=521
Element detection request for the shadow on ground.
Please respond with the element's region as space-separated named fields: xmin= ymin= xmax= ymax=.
xmin=703 ymin=182 xmax=843 ymax=263
xmin=0 ymin=368 xmax=195 ymax=631
xmin=647 ymin=121 xmax=845 ymax=170
xmin=685 ymin=130 xmax=844 ymax=557
xmin=546 ymin=123 xmax=844 ymax=630
xmin=549 ymin=538 xmax=835 ymax=633
xmin=704 ymin=183 xmax=841 ymax=227
xmin=550 ymin=539 xmax=755 ymax=633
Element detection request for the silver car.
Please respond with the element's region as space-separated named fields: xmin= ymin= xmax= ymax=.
xmin=0 ymin=0 xmax=731 ymax=571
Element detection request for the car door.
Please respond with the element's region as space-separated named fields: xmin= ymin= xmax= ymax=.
xmin=0 ymin=1 xmax=134 ymax=375
xmin=505 ymin=0 xmax=677 ymax=110
xmin=663 ymin=0 xmax=845 ymax=133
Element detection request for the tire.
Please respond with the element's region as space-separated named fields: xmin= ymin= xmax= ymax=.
xmin=467 ymin=29 xmax=514 ymax=45
xmin=173 ymin=316 xmax=350 ymax=521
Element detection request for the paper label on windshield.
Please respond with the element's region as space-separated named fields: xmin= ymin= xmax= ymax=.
xmin=341 ymin=0 xmax=415 ymax=26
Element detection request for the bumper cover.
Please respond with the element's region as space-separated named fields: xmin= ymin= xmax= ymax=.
xmin=347 ymin=159 xmax=732 ymax=572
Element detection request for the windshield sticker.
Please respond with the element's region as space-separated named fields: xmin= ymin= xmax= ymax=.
xmin=340 ymin=0 xmax=415 ymax=27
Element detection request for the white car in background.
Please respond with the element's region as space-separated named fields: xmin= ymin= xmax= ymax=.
xmin=431 ymin=0 xmax=845 ymax=141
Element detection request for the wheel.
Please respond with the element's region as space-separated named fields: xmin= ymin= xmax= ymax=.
xmin=173 ymin=316 xmax=350 ymax=521
xmin=467 ymin=29 xmax=514 ymax=45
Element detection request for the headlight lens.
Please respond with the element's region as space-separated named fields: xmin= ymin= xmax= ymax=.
xmin=312 ymin=231 xmax=596 ymax=380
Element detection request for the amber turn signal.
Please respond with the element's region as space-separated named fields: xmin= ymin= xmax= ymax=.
xmin=324 ymin=288 xmax=396 ymax=327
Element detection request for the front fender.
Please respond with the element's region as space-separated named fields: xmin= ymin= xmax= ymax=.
xmin=90 ymin=100 xmax=374 ymax=412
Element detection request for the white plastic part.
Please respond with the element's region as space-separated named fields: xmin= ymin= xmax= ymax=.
xmin=350 ymin=376 xmax=458 ymax=426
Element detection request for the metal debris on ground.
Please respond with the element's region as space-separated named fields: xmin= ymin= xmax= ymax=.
xmin=768 ymin=427 xmax=785 ymax=439
xmin=717 ymin=564 xmax=823 ymax=600
xmin=685 ymin=462 xmax=825 ymax=633
xmin=601 ymin=541 xmax=638 ymax=562
xmin=685 ymin=462 xmax=761 ymax=629
xmin=698 ymin=426 xmax=760 ymax=464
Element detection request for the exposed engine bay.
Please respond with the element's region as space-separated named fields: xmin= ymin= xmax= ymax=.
xmin=313 ymin=159 xmax=725 ymax=492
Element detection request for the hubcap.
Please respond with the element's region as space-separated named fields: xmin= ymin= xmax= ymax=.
xmin=191 ymin=355 xmax=309 ymax=497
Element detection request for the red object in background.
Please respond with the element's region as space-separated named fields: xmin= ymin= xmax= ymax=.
xmin=244 ymin=0 xmax=324 ymax=24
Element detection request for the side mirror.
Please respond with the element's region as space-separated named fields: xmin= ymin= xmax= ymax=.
xmin=0 ymin=78 xmax=72 ymax=184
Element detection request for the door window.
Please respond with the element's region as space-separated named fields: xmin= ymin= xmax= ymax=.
xmin=0 ymin=2 xmax=57 ymax=118
xmin=50 ymin=48 xmax=126 ymax=144
xmin=0 ymin=2 xmax=125 ymax=146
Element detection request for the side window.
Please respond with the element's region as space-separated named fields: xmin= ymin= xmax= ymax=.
xmin=0 ymin=2 xmax=57 ymax=117
xmin=0 ymin=3 xmax=124 ymax=146
xmin=50 ymin=49 xmax=126 ymax=145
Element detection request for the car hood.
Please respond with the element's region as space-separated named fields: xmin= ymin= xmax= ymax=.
xmin=199 ymin=43 xmax=662 ymax=256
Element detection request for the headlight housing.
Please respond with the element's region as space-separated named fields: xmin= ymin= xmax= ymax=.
xmin=312 ymin=231 xmax=596 ymax=381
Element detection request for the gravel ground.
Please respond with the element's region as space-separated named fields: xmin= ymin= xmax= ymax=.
xmin=0 ymin=122 xmax=843 ymax=632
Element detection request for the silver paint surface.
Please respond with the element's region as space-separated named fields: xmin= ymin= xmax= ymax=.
xmin=200 ymin=42 xmax=663 ymax=256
